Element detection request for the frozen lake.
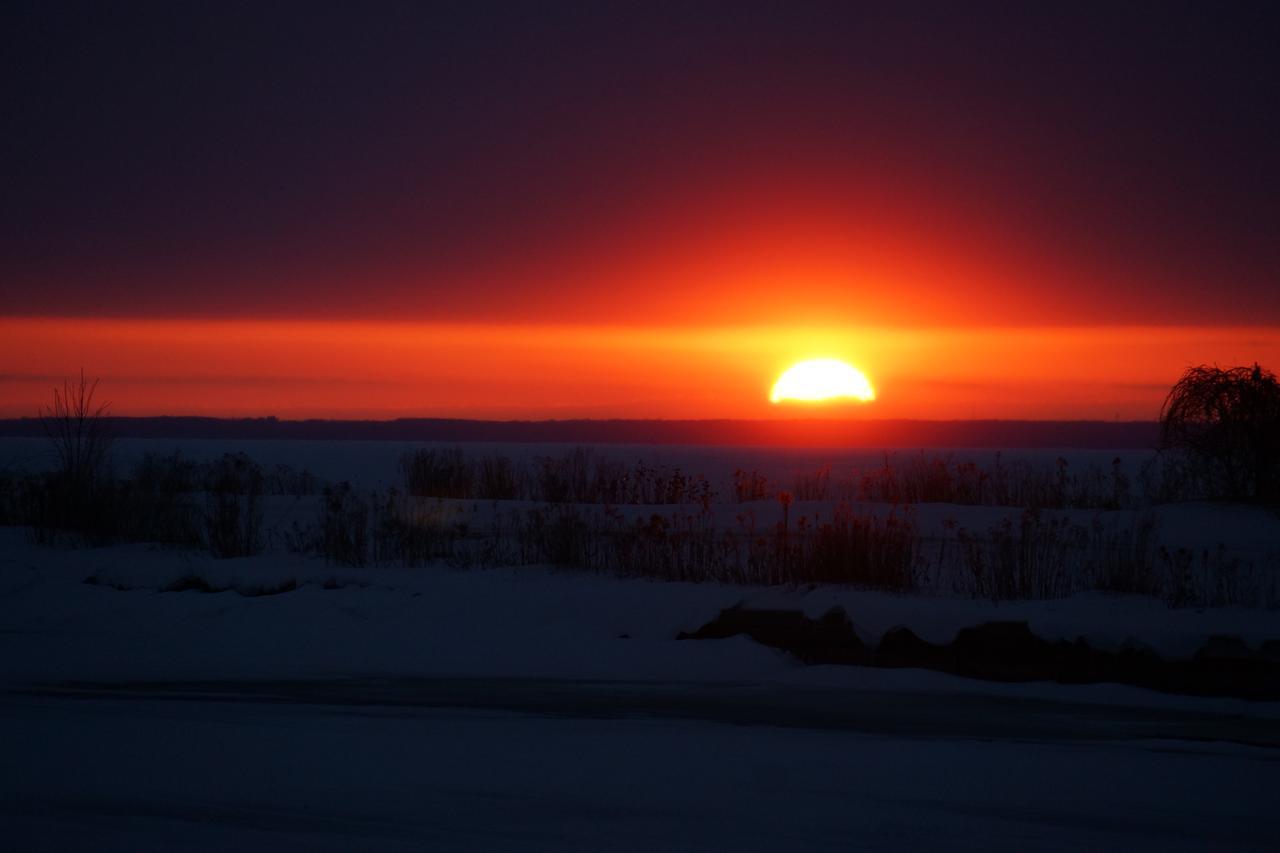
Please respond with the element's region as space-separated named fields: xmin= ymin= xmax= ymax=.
xmin=0 ymin=436 xmax=1157 ymax=493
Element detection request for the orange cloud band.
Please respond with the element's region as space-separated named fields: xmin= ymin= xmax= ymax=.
xmin=3 ymin=317 xmax=1276 ymax=420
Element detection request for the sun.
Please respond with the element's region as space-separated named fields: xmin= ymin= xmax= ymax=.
xmin=770 ymin=359 xmax=875 ymax=404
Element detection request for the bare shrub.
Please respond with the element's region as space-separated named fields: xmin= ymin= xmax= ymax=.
xmin=476 ymin=454 xmax=520 ymax=500
xmin=19 ymin=443 xmax=204 ymax=548
xmin=204 ymin=454 xmax=264 ymax=558
xmin=854 ymin=452 xmax=1140 ymax=510
xmin=204 ymin=448 xmax=1278 ymax=606
xmin=955 ymin=509 xmax=1087 ymax=601
xmin=517 ymin=504 xmax=592 ymax=564
xmin=792 ymin=465 xmax=831 ymax=501
xmin=40 ymin=370 xmax=114 ymax=490
xmin=371 ymin=490 xmax=462 ymax=565
xmin=588 ymin=456 xmax=632 ymax=504
xmin=0 ymin=471 xmax=18 ymax=526
xmin=603 ymin=510 xmax=737 ymax=581
xmin=401 ymin=448 xmax=473 ymax=498
xmin=120 ymin=485 xmax=203 ymax=548
xmin=789 ymin=504 xmax=916 ymax=590
xmin=532 ymin=447 xmax=594 ymax=503
xmin=1090 ymin=513 xmax=1161 ymax=596
xmin=20 ymin=470 xmax=119 ymax=545
xmin=131 ymin=451 xmax=321 ymax=497
xmin=132 ymin=451 xmax=200 ymax=493
xmin=1155 ymin=544 xmax=1275 ymax=608
xmin=320 ymin=482 xmax=369 ymax=566
xmin=860 ymin=453 xmax=960 ymax=504
xmin=524 ymin=450 xmax=715 ymax=505
xmin=396 ymin=447 xmax=716 ymax=505
xmin=265 ymin=463 xmax=321 ymax=496
xmin=27 ymin=371 xmax=117 ymax=541
xmin=861 ymin=453 xmax=995 ymax=505
xmin=733 ymin=469 xmax=770 ymax=502
xmin=279 ymin=518 xmax=320 ymax=556
xmin=18 ymin=475 xmax=76 ymax=545
xmin=1138 ymin=452 xmax=1197 ymax=504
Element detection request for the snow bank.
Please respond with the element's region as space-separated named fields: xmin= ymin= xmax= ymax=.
xmin=3 ymin=529 xmax=1277 ymax=717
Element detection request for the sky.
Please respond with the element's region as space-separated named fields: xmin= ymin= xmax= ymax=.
xmin=3 ymin=2 xmax=1278 ymax=419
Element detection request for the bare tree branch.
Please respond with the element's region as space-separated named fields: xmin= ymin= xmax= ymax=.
xmin=39 ymin=369 xmax=114 ymax=487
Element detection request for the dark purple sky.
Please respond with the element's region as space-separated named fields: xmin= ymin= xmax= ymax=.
xmin=4 ymin=1 xmax=1279 ymax=326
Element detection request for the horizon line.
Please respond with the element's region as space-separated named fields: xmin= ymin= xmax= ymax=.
xmin=0 ymin=414 xmax=1160 ymax=424
xmin=0 ymin=415 xmax=1160 ymax=450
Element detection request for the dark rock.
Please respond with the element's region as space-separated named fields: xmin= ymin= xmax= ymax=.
xmin=238 ymin=578 xmax=298 ymax=597
xmin=1110 ymin=641 xmax=1166 ymax=689
xmin=676 ymin=608 xmax=1280 ymax=700
xmin=876 ymin=626 xmax=944 ymax=668
xmin=676 ymin=606 xmax=866 ymax=665
xmin=1052 ymin=636 xmax=1108 ymax=685
xmin=949 ymin=621 xmax=1053 ymax=681
xmin=1258 ymin=640 xmax=1280 ymax=663
xmin=162 ymin=574 xmax=221 ymax=593
xmin=1195 ymin=635 xmax=1256 ymax=662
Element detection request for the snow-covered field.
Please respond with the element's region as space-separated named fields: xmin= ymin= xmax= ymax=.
xmin=3 ymin=438 xmax=1279 ymax=850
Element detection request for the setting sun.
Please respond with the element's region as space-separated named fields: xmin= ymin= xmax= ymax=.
xmin=770 ymin=358 xmax=876 ymax=404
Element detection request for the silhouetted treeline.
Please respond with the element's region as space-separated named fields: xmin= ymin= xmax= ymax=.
xmin=0 ymin=416 xmax=1160 ymax=448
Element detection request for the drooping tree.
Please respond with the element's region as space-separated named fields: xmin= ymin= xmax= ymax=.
xmin=1159 ymin=363 xmax=1280 ymax=502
